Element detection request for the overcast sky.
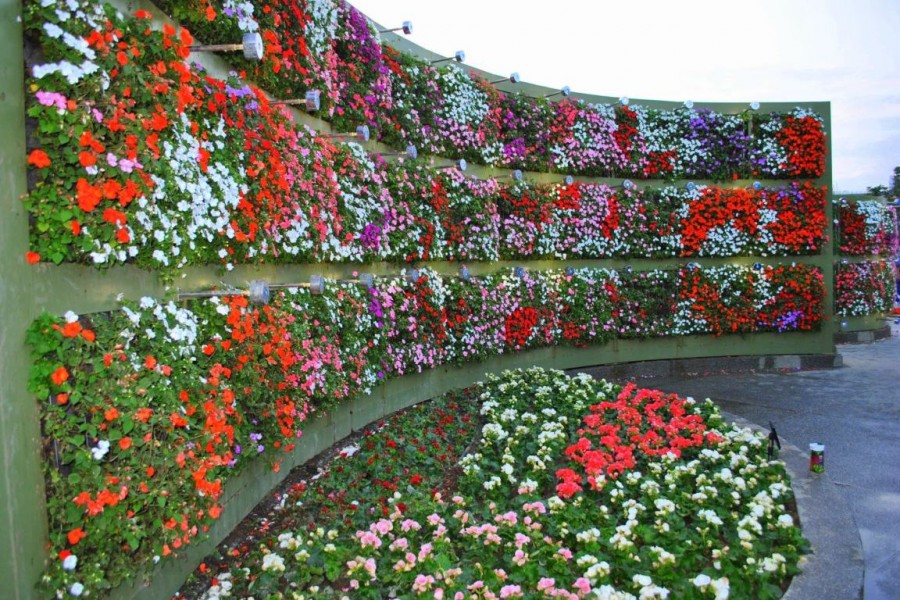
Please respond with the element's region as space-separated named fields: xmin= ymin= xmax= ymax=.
xmin=351 ymin=0 xmax=899 ymax=193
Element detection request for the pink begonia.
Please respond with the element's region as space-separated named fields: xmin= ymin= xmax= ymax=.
xmin=455 ymin=593 xmax=465 ymax=600
xmin=427 ymin=513 xmax=445 ymax=526
xmin=573 ymin=578 xmax=592 ymax=594
xmin=537 ymin=578 xmax=556 ymax=592
xmin=363 ymin=558 xmax=376 ymax=578
xmin=372 ymin=518 xmax=393 ymax=535
xmin=389 ymin=537 xmax=408 ymax=551
xmin=494 ymin=568 xmax=508 ymax=581
xmin=412 ymin=574 xmax=435 ymax=593
xmin=500 ymin=584 xmax=523 ymax=598
xmin=418 ymin=542 xmax=433 ymax=561
xmin=512 ymin=549 xmax=527 ymax=566
xmin=355 ymin=530 xmax=382 ymax=548
xmin=468 ymin=581 xmax=485 ymax=591
xmin=495 ymin=511 xmax=518 ymax=526
xmin=514 ymin=533 xmax=530 ymax=549
xmin=401 ymin=518 xmax=422 ymax=532
xmin=523 ymin=501 xmax=546 ymax=514
xmin=558 ymin=547 xmax=574 ymax=560
xmin=434 ymin=589 xmax=444 ymax=600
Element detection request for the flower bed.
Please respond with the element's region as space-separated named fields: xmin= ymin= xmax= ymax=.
xmin=28 ymin=263 xmax=823 ymax=597
xmin=179 ymin=368 xmax=806 ymax=599
xmin=23 ymin=1 xmax=826 ymax=274
xmin=834 ymin=260 xmax=895 ymax=317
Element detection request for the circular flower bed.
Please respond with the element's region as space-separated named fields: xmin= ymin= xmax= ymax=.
xmin=182 ymin=368 xmax=805 ymax=599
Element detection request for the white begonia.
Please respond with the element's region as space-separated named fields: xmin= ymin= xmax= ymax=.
xmin=261 ymin=552 xmax=286 ymax=572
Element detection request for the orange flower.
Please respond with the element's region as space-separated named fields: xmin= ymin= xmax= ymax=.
xmin=69 ymin=220 xmax=82 ymax=236
xmin=118 ymin=437 xmax=132 ymax=450
xmin=135 ymin=408 xmax=153 ymax=422
xmin=78 ymin=151 xmax=97 ymax=168
xmin=50 ymin=366 xmax=69 ymax=386
xmin=81 ymin=329 xmax=96 ymax=343
xmin=104 ymin=407 xmax=119 ymax=422
xmin=25 ymin=251 xmax=41 ymax=265
xmin=205 ymin=4 xmax=216 ymax=20
xmin=61 ymin=321 xmax=83 ymax=338
xmin=56 ymin=393 xmax=69 ymax=405
xmin=208 ymin=504 xmax=221 ymax=519
xmin=76 ymin=178 xmax=102 ymax=212
xmin=146 ymin=466 xmax=155 ymax=477
xmin=144 ymin=355 xmax=157 ymax=370
xmin=27 ymin=149 xmax=51 ymax=168
xmin=67 ymin=528 xmax=86 ymax=545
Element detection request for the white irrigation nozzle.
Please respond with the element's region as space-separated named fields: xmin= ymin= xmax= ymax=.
xmin=544 ymin=86 xmax=571 ymax=98
xmin=491 ymin=72 xmax=521 ymax=85
xmin=431 ymin=50 xmax=466 ymax=64
xmin=268 ymin=274 xmax=326 ymax=295
xmin=328 ymin=125 xmax=370 ymax=144
xmin=190 ymin=32 xmax=264 ymax=61
xmin=178 ymin=279 xmax=271 ymax=305
xmin=382 ymin=144 xmax=418 ymax=160
xmin=379 ymin=21 xmax=413 ymax=35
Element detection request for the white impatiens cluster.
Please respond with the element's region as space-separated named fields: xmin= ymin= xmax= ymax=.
xmin=132 ymin=113 xmax=248 ymax=270
xmin=119 ymin=296 xmax=200 ymax=361
xmin=32 ymin=0 xmax=104 ymax=86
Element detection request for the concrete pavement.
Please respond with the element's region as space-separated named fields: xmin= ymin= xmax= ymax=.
xmin=637 ymin=322 xmax=900 ymax=600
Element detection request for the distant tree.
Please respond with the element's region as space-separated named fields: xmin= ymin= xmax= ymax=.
xmin=890 ymin=166 xmax=900 ymax=198
xmin=867 ymin=184 xmax=888 ymax=197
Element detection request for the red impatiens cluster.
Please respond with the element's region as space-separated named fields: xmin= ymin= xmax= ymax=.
xmin=558 ymin=384 xmax=722 ymax=498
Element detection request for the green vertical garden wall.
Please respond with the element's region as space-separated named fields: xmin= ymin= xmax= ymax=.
xmin=4 ymin=0 xmax=845 ymax=597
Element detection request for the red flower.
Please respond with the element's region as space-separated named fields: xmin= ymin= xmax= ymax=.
xmin=27 ymin=149 xmax=51 ymax=168
xmin=50 ymin=366 xmax=69 ymax=386
xmin=67 ymin=528 xmax=86 ymax=546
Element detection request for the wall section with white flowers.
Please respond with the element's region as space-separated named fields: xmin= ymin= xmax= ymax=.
xmin=0 ymin=0 xmax=849 ymax=597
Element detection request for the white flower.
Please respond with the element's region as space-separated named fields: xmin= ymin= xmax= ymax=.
xmin=91 ymin=440 xmax=110 ymax=460
xmin=261 ymin=552 xmax=285 ymax=572
xmin=692 ymin=573 xmax=711 ymax=587
xmin=69 ymin=582 xmax=84 ymax=596
xmin=62 ymin=554 xmax=78 ymax=571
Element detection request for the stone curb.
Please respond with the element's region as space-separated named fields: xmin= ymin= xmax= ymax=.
xmin=722 ymin=412 xmax=865 ymax=600
xmin=834 ymin=324 xmax=892 ymax=345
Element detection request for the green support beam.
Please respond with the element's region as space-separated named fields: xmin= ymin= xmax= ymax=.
xmin=0 ymin=1 xmax=50 ymax=598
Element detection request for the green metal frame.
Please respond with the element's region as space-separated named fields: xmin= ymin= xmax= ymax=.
xmin=0 ymin=4 xmax=840 ymax=599
xmin=1 ymin=1 xmax=50 ymax=599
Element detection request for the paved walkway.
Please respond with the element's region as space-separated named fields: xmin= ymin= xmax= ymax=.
xmin=643 ymin=322 xmax=900 ymax=600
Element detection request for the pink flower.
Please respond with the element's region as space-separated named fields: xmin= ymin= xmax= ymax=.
xmin=573 ymin=578 xmax=592 ymax=595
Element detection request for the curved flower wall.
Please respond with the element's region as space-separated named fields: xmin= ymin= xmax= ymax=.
xmin=23 ymin=0 xmax=827 ymax=273
xmin=834 ymin=198 xmax=896 ymax=256
xmin=21 ymin=0 xmax=831 ymax=596
xmin=834 ymin=261 xmax=894 ymax=317
xmin=833 ymin=199 xmax=897 ymax=317
xmin=29 ymin=264 xmax=824 ymax=595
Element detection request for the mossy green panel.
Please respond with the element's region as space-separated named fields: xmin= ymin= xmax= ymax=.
xmin=838 ymin=315 xmax=889 ymax=332
xmin=0 ymin=1 xmax=50 ymax=598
